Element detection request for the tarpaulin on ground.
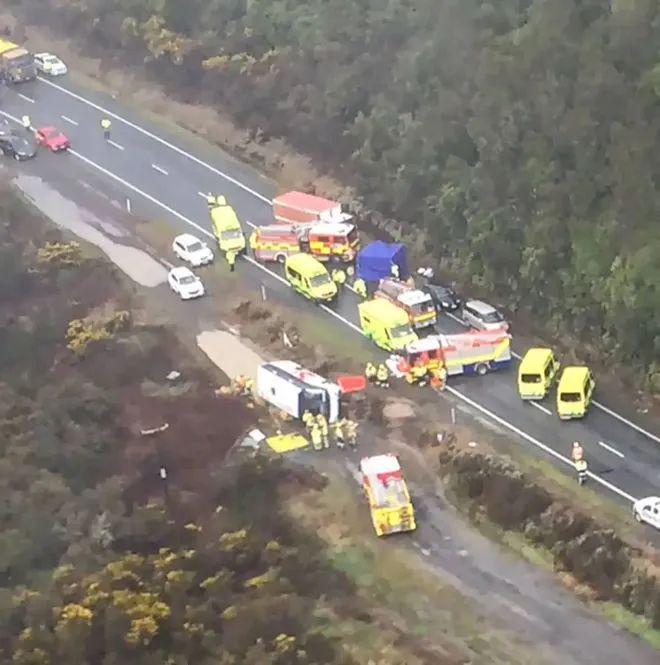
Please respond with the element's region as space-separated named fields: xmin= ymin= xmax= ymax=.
xmin=356 ymin=241 xmax=408 ymax=283
xmin=266 ymin=433 xmax=309 ymax=453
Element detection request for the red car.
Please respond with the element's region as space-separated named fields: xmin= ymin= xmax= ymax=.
xmin=36 ymin=126 xmax=70 ymax=152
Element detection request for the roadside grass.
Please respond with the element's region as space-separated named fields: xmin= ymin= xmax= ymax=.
xmin=596 ymin=602 xmax=660 ymax=651
xmin=287 ymin=470 xmax=550 ymax=665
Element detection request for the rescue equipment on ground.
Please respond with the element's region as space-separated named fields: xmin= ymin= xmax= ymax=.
xmin=256 ymin=360 xmax=341 ymax=423
xmin=358 ymin=298 xmax=418 ymax=351
xmin=375 ymin=277 xmax=437 ymax=330
xmin=250 ymin=222 xmax=359 ymax=263
xmin=284 ymin=253 xmax=338 ymax=302
xmin=266 ymin=433 xmax=309 ymax=453
xmin=360 ymin=454 xmax=416 ymax=536
xmin=273 ymin=190 xmax=352 ymax=225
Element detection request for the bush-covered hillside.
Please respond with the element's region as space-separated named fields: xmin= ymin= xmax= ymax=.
xmin=11 ymin=0 xmax=660 ymax=389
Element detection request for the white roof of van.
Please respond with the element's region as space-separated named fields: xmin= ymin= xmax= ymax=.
xmin=398 ymin=290 xmax=431 ymax=307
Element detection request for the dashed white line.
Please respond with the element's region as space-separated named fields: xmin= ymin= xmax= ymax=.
xmin=37 ymin=76 xmax=272 ymax=204
xmin=61 ymin=115 xmax=78 ymax=126
xmin=197 ymin=191 xmax=208 ymax=199
xmin=0 ymin=126 xmax=632 ymax=505
xmin=598 ymin=440 xmax=625 ymax=459
xmin=530 ymin=402 xmax=552 ymax=415
xmin=593 ymin=400 xmax=660 ymax=445
xmin=151 ymin=163 xmax=168 ymax=176
xmin=18 ymin=93 xmax=34 ymax=103
xmin=107 ymin=139 xmax=125 ymax=151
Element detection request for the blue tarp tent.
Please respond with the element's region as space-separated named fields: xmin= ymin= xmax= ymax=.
xmin=356 ymin=241 xmax=408 ymax=283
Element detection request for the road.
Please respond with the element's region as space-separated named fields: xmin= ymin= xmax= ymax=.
xmin=1 ymin=76 xmax=659 ymax=509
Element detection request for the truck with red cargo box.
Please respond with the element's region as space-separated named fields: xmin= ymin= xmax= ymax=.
xmin=273 ymin=191 xmax=352 ymax=225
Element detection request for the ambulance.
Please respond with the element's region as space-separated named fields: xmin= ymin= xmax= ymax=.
xmin=556 ymin=366 xmax=595 ymax=420
xmin=517 ymin=348 xmax=560 ymax=399
xmin=256 ymin=361 xmax=341 ymax=422
xmin=388 ymin=329 xmax=511 ymax=378
xmin=358 ymin=299 xmax=418 ymax=351
xmin=249 ymin=222 xmax=359 ymax=263
xmin=375 ymin=278 xmax=437 ymax=330
xmin=210 ymin=197 xmax=246 ymax=253
xmin=273 ymin=190 xmax=352 ymax=225
xmin=284 ymin=253 xmax=338 ymax=302
xmin=360 ymin=454 xmax=416 ymax=536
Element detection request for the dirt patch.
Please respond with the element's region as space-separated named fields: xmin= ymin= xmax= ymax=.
xmin=197 ymin=329 xmax=264 ymax=382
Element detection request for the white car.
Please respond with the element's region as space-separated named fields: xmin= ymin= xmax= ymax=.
xmin=633 ymin=496 xmax=660 ymax=530
xmin=168 ymin=266 xmax=205 ymax=300
xmin=34 ymin=52 xmax=68 ymax=76
xmin=462 ymin=299 xmax=509 ymax=332
xmin=172 ymin=233 xmax=214 ymax=267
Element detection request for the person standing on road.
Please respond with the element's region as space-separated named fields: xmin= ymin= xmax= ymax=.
xmin=344 ymin=419 xmax=358 ymax=448
xmin=316 ymin=413 xmax=329 ymax=449
xmin=226 ymin=250 xmax=237 ymax=272
xmin=21 ymin=114 xmax=31 ymax=130
xmin=101 ymin=118 xmax=112 ymax=141
xmin=310 ymin=424 xmax=323 ymax=451
xmin=365 ymin=362 xmax=377 ymax=384
xmin=332 ymin=268 xmax=346 ymax=286
xmin=332 ymin=419 xmax=345 ymax=449
xmin=302 ymin=410 xmax=314 ymax=435
xmin=353 ymin=278 xmax=367 ymax=298
xmin=376 ymin=363 xmax=390 ymax=388
xmin=575 ymin=458 xmax=588 ymax=485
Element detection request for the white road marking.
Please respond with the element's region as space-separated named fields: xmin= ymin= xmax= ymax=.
xmin=18 ymin=93 xmax=34 ymax=103
xmin=197 ymin=191 xmax=208 ymax=199
xmin=598 ymin=440 xmax=625 ymax=459
xmin=151 ymin=163 xmax=168 ymax=176
xmin=107 ymin=139 xmax=124 ymax=151
xmin=15 ymin=77 xmax=660 ymax=445
xmin=61 ymin=115 xmax=78 ymax=126
xmin=530 ymin=402 xmax=551 ymax=415
xmin=445 ymin=386 xmax=637 ymax=503
xmin=0 ymin=120 xmax=632 ymax=504
xmin=37 ymin=76 xmax=272 ymax=204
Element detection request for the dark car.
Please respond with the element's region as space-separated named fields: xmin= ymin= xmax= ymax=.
xmin=422 ymin=281 xmax=462 ymax=311
xmin=0 ymin=132 xmax=37 ymax=160
xmin=0 ymin=117 xmax=13 ymax=139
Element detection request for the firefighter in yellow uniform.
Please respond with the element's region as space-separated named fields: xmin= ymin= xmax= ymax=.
xmin=302 ymin=410 xmax=314 ymax=434
xmin=332 ymin=268 xmax=346 ymax=286
xmin=365 ymin=362 xmax=377 ymax=384
xmin=226 ymin=250 xmax=237 ymax=272
xmin=376 ymin=363 xmax=390 ymax=388
xmin=344 ymin=419 xmax=358 ymax=448
xmin=332 ymin=419 xmax=345 ymax=449
xmin=310 ymin=424 xmax=323 ymax=451
xmin=409 ymin=363 xmax=428 ymax=386
xmin=206 ymin=193 xmax=218 ymax=208
xmin=316 ymin=413 xmax=329 ymax=448
xmin=353 ymin=278 xmax=367 ymax=298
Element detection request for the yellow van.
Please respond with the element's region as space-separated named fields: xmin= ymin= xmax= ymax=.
xmin=285 ymin=253 xmax=337 ymax=302
xmin=210 ymin=197 xmax=246 ymax=253
xmin=518 ymin=348 xmax=559 ymax=400
xmin=358 ymin=299 xmax=418 ymax=351
xmin=556 ymin=366 xmax=595 ymax=420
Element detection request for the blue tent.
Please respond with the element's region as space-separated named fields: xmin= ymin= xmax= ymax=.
xmin=356 ymin=241 xmax=408 ymax=283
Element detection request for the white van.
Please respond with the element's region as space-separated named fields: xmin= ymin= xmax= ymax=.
xmin=256 ymin=361 xmax=341 ymax=422
xmin=462 ymin=299 xmax=509 ymax=332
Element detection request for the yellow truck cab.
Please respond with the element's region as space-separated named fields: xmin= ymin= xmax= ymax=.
xmin=285 ymin=253 xmax=337 ymax=302
xmin=518 ymin=348 xmax=559 ymax=399
xmin=556 ymin=366 xmax=595 ymax=420
xmin=210 ymin=197 xmax=246 ymax=253
xmin=358 ymin=299 xmax=418 ymax=351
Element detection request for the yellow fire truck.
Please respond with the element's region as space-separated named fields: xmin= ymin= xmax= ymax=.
xmin=360 ymin=454 xmax=416 ymax=536
xmin=375 ymin=278 xmax=437 ymax=330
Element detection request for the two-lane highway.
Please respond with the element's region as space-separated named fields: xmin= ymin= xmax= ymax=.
xmin=2 ymin=76 xmax=658 ymax=507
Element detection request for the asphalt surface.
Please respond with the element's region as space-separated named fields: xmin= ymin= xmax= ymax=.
xmin=1 ymin=75 xmax=659 ymax=511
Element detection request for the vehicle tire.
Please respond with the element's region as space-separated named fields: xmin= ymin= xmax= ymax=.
xmin=13 ymin=153 xmax=19 ymax=160
xmin=476 ymin=363 xmax=489 ymax=376
xmin=276 ymin=253 xmax=286 ymax=264
xmin=634 ymin=511 xmax=642 ymax=523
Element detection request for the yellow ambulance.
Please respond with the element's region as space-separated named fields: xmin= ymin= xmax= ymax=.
xmin=358 ymin=299 xmax=418 ymax=351
xmin=210 ymin=196 xmax=246 ymax=253
xmin=517 ymin=348 xmax=560 ymax=399
xmin=284 ymin=253 xmax=337 ymax=302
xmin=556 ymin=366 xmax=595 ymax=420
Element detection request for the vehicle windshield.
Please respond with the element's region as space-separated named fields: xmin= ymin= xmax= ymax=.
xmin=186 ymin=241 xmax=204 ymax=252
xmin=220 ymin=229 xmax=243 ymax=240
xmin=348 ymin=228 xmax=359 ymax=243
xmin=560 ymin=392 xmax=581 ymax=402
xmin=9 ymin=53 xmax=33 ymax=68
xmin=44 ymin=56 xmax=59 ymax=64
xmin=521 ymin=373 xmax=542 ymax=384
xmin=390 ymin=323 xmax=413 ymax=339
xmin=179 ymin=275 xmax=197 ymax=285
xmin=309 ymin=273 xmax=332 ymax=288
xmin=417 ymin=301 xmax=435 ymax=315
xmin=482 ymin=310 xmax=504 ymax=323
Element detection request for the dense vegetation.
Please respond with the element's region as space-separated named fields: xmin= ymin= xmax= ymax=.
xmin=9 ymin=0 xmax=660 ymax=389
xmin=0 ymin=189 xmax=403 ymax=664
